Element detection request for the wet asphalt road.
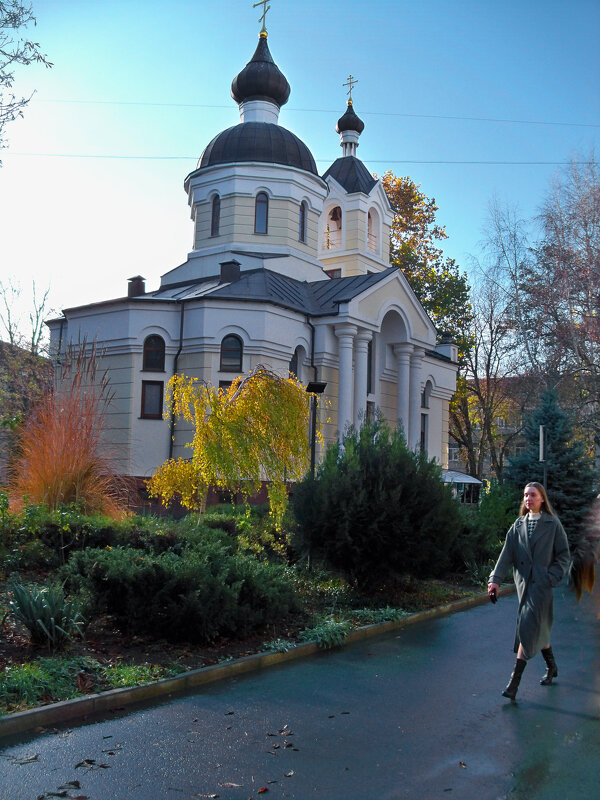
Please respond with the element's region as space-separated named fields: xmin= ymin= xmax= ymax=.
xmin=0 ymin=584 xmax=598 ymax=800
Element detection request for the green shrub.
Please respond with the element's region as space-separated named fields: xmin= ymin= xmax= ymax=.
xmin=61 ymin=542 xmax=300 ymax=644
xmin=8 ymin=582 xmax=85 ymax=650
xmin=2 ymin=539 xmax=59 ymax=572
xmin=292 ymin=417 xmax=464 ymax=588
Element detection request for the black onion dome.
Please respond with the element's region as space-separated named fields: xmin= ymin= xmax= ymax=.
xmin=231 ymin=35 xmax=290 ymax=107
xmin=194 ymin=122 xmax=318 ymax=175
xmin=336 ymin=101 xmax=365 ymax=134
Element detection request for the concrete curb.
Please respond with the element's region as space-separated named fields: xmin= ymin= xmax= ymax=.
xmin=0 ymin=585 xmax=515 ymax=741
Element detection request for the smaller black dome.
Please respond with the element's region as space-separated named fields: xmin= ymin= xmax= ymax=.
xmin=336 ymin=101 xmax=365 ymax=134
xmin=231 ymin=35 xmax=290 ymax=108
xmin=192 ymin=122 xmax=318 ymax=176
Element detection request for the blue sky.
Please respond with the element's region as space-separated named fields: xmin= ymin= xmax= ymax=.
xmin=1 ymin=0 xmax=599 ymax=328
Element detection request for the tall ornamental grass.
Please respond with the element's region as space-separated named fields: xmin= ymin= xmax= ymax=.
xmin=9 ymin=341 xmax=126 ymax=518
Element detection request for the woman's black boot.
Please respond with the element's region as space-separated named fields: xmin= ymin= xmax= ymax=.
xmin=540 ymin=647 xmax=558 ymax=685
xmin=502 ymin=657 xmax=527 ymax=700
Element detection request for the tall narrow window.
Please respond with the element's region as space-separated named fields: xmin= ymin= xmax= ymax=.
xmin=254 ymin=192 xmax=269 ymax=234
xmin=289 ymin=349 xmax=298 ymax=378
xmin=211 ymin=195 xmax=220 ymax=237
xmin=298 ymin=201 xmax=308 ymax=242
xmin=367 ymin=208 xmax=379 ymax=252
xmin=421 ymin=380 xmax=432 ymax=409
xmin=141 ymin=380 xmax=164 ymax=419
xmin=420 ymin=413 xmax=428 ymax=454
xmin=143 ymin=335 xmax=165 ymax=371
xmin=220 ymin=334 xmax=243 ymax=372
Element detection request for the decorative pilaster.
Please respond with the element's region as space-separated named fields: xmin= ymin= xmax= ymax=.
xmin=393 ymin=343 xmax=413 ymax=440
xmin=335 ymin=323 xmax=358 ymax=438
xmin=353 ymin=330 xmax=372 ymax=428
xmin=409 ymin=348 xmax=425 ymax=450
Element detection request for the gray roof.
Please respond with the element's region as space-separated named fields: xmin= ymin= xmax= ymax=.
xmin=152 ymin=266 xmax=398 ymax=317
xmin=322 ymin=156 xmax=377 ymax=194
xmin=186 ymin=122 xmax=319 ymax=182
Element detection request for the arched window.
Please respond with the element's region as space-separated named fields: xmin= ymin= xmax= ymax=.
xmin=368 ymin=208 xmax=379 ymax=252
xmin=254 ymin=192 xmax=269 ymax=234
xmin=324 ymin=206 xmax=342 ymax=249
xmin=220 ymin=334 xmax=243 ymax=372
xmin=289 ymin=349 xmax=298 ymax=378
xmin=143 ymin=335 xmax=165 ymax=371
xmin=421 ymin=380 xmax=433 ymax=409
xmin=210 ymin=195 xmax=220 ymax=237
xmin=289 ymin=346 xmax=305 ymax=381
xmin=298 ymin=201 xmax=308 ymax=243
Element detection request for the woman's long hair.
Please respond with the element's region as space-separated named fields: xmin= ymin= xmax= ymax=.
xmin=519 ymin=481 xmax=556 ymax=517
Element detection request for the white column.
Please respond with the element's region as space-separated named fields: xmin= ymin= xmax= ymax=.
xmin=409 ymin=348 xmax=425 ymax=450
xmin=393 ymin=343 xmax=413 ymax=440
xmin=353 ymin=330 xmax=372 ymax=428
xmin=335 ymin=323 xmax=357 ymax=438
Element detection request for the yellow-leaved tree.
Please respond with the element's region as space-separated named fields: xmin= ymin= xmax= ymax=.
xmin=147 ymin=366 xmax=316 ymax=526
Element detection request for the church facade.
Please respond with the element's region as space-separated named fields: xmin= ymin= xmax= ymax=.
xmin=47 ymin=28 xmax=458 ymax=483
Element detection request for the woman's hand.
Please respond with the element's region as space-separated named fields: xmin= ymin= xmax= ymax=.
xmin=488 ymin=582 xmax=499 ymax=603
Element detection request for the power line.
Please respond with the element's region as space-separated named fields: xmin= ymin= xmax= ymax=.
xmin=35 ymin=97 xmax=600 ymax=129
xmin=3 ymin=152 xmax=596 ymax=166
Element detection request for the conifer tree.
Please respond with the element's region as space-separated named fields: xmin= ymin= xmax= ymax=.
xmin=505 ymin=389 xmax=597 ymax=542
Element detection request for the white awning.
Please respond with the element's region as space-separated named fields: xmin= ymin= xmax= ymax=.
xmin=441 ymin=469 xmax=482 ymax=485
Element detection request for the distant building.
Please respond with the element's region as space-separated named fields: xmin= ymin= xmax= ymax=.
xmin=47 ymin=26 xmax=458 ymax=487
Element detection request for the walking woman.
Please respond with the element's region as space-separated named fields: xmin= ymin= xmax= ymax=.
xmin=488 ymin=482 xmax=570 ymax=700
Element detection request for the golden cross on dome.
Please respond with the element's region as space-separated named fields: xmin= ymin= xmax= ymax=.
xmin=253 ymin=0 xmax=271 ymax=34
xmin=343 ymin=74 xmax=358 ymax=102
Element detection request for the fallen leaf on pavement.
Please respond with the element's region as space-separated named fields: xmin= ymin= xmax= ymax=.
xmin=284 ymin=771 xmax=294 ymax=777
xmin=219 ymin=782 xmax=242 ymax=788
xmin=11 ymin=753 xmax=39 ymax=765
xmin=459 ymin=761 xmax=467 ymax=768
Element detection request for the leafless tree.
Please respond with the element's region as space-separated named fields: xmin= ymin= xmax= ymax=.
xmin=450 ymin=272 xmax=540 ymax=481
xmin=532 ymin=153 xmax=600 ymax=451
xmin=0 ymin=1 xmax=52 ymax=158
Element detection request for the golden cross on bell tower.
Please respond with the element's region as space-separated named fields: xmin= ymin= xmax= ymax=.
xmin=253 ymin=0 xmax=271 ymax=35
xmin=343 ymin=74 xmax=358 ymax=103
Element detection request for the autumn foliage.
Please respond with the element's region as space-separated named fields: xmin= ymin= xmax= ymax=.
xmin=148 ymin=367 xmax=314 ymax=525
xmin=380 ymin=171 xmax=471 ymax=352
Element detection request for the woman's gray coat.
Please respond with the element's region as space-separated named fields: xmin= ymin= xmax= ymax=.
xmin=489 ymin=512 xmax=570 ymax=659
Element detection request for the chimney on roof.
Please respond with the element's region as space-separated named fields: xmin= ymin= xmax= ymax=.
xmin=436 ymin=332 xmax=458 ymax=362
xmin=128 ymin=275 xmax=146 ymax=297
xmin=219 ymin=259 xmax=241 ymax=284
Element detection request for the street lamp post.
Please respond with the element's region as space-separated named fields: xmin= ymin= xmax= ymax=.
xmin=305 ymin=381 xmax=326 ymax=571
xmin=306 ymin=381 xmax=327 ymax=480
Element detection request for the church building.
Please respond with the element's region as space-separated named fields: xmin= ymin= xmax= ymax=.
xmin=47 ymin=23 xmax=458 ymax=484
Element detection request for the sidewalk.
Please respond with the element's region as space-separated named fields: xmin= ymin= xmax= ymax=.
xmin=0 ymin=584 xmax=598 ymax=800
